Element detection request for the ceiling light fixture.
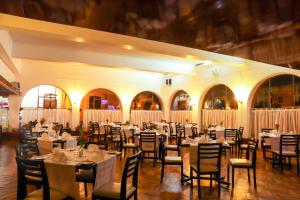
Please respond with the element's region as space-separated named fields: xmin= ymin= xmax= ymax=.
xmin=123 ymin=45 xmax=134 ymax=50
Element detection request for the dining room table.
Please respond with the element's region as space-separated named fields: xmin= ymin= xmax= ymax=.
xmin=32 ymin=148 xmax=116 ymax=200
xmin=258 ymin=131 xmax=297 ymax=151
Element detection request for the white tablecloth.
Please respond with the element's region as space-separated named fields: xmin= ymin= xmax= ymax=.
xmin=258 ymin=132 xmax=298 ymax=151
xmin=42 ymin=149 xmax=116 ymax=199
xmin=208 ymin=127 xmax=225 ymax=139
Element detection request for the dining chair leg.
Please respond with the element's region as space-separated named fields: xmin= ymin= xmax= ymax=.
xmin=190 ymin=167 xmax=193 ymax=189
xmin=84 ymin=183 xmax=87 ymax=197
xmin=160 ymin=163 xmax=164 ymax=183
xmin=124 ymin=149 xmax=127 ymax=159
xmin=154 ymin=151 xmax=156 ymax=167
xmin=253 ymin=167 xmax=257 ymax=189
xmin=288 ymin=157 xmax=291 ymax=169
xmin=134 ymin=191 xmax=138 ymax=200
xmin=297 ymin=155 xmax=299 ymax=175
xmin=217 ymin=173 xmax=221 ymax=197
xmin=210 ymin=174 xmax=212 ymax=188
xmin=197 ymin=173 xmax=201 ymax=198
xmin=247 ymin=168 xmax=251 ymax=183
xmin=227 ymin=165 xmax=230 ymax=182
xmin=280 ymin=155 xmax=284 ymax=173
xmin=180 ymin=163 xmax=184 ymax=184
xmin=231 ymin=167 xmax=234 ymax=189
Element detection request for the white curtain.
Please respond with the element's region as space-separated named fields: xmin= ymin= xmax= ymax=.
xmin=170 ymin=110 xmax=192 ymax=124
xmin=0 ymin=108 xmax=8 ymax=130
xmin=130 ymin=110 xmax=164 ymax=127
xmin=21 ymin=108 xmax=71 ymax=126
xmin=83 ymin=109 xmax=122 ymax=128
xmin=201 ymin=109 xmax=238 ymax=129
xmin=251 ymin=109 xmax=300 ymax=138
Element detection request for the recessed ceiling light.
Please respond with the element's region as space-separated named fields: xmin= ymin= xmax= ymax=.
xmin=123 ymin=45 xmax=134 ymax=50
xmin=74 ymin=37 xmax=85 ymax=43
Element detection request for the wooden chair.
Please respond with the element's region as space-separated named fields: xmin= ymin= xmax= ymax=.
xmin=140 ymin=132 xmax=158 ymax=167
xmin=271 ymin=134 xmax=299 ymax=174
xmin=16 ymin=157 xmax=69 ymax=200
xmin=230 ymin=139 xmax=258 ymax=189
xmin=164 ymin=131 xmax=183 ymax=156
xmin=110 ymin=127 xmax=121 ymax=150
xmin=92 ymin=151 xmax=142 ymax=200
xmin=142 ymin=122 xmax=148 ymax=130
xmin=190 ymin=143 xmax=222 ymax=197
xmin=191 ymin=126 xmax=199 ymax=139
xmin=261 ymin=128 xmax=273 ymax=160
xmin=19 ymin=138 xmax=39 ymax=157
xmin=76 ymin=163 xmax=97 ymax=197
xmin=224 ymin=129 xmax=238 ymax=154
xmin=208 ymin=130 xmax=217 ymax=140
xmin=120 ymin=130 xmax=138 ymax=158
xmin=161 ymin=146 xmax=183 ymax=183
xmin=176 ymin=124 xmax=186 ymax=139
xmin=169 ymin=122 xmax=177 ymax=142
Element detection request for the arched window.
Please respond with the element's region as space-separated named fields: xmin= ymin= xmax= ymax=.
xmin=0 ymin=96 xmax=9 ymax=131
xmin=252 ymin=74 xmax=300 ymax=108
xmin=20 ymin=85 xmax=72 ymax=125
xmin=202 ymin=84 xmax=238 ymax=109
xmin=171 ymin=90 xmax=191 ymax=110
xmin=21 ymin=85 xmax=71 ymax=109
xmin=80 ymin=89 xmax=121 ymax=110
xmin=131 ymin=91 xmax=162 ymax=110
xmin=80 ymin=89 xmax=122 ymax=126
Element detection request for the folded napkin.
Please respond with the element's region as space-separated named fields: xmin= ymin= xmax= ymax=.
xmin=41 ymin=133 xmax=51 ymax=140
xmin=87 ymin=144 xmax=99 ymax=152
xmin=94 ymin=130 xmax=99 ymax=134
xmin=52 ymin=148 xmax=68 ymax=162
xmin=61 ymin=132 xmax=71 ymax=140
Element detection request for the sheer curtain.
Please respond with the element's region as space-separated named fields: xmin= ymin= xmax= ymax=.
xmin=201 ymin=109 xmax=238 ymax=128
xmin=21 ymin=108 xmax=71 ymax=125
xmin=130 ymin=110 xmax=164 ymax=127
xmin=82 ymin=109 xmax=123 ymax=128
xmin=170 ymin=110 xmax=192 ymax=124
xmin=251 ymin=109 xmax=300 ymax=138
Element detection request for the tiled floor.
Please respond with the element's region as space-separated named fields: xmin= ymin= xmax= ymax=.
xmin=1 ymin=138 xmax=300 ymax=200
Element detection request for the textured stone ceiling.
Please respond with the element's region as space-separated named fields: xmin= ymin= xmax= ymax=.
xmin=1 ymin=0 xmax=300 ymax=69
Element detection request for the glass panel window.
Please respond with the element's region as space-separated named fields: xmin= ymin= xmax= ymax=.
xmin=171 ymin=90 xmax=191 ymax=110
xmin=131 ymin=91 xmax=162 ymax=110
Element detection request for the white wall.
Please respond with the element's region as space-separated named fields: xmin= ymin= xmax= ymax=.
xmin=6 ymin=58 xmax=300 ymax=138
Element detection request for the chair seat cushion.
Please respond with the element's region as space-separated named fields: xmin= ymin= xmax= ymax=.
xmin=92 ymin=182 xmax=136 ymax=199
xmin=123 ymin=143 xmax=137 ymax=148
xmin=226 ymin=141 xmax=236 ymax=145
xmin=272 ymin=150 xmax=296 ymax=156
xmin=191 ymin=163 xmax=219 ymax=173
xmin=76 ymin=169 xmax=94 ymax=182
xmin=165 ymin=156 xmax=182 ymax=163
xmin=25 ymin=188 xmax=67 ymax=200
xmin=230 ymin=158 xmax=252 ymax=167
xmin=165 ymin=144 xmax=178 ymax=150
xmin=240 ymin=144 xmax=248 ymax=149
xmin=142 ymin=147 xmax=157 ymax=152
xmin=263 ymin=143 xmax=271 ymax=147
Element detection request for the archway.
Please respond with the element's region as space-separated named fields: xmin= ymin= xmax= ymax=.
xmin=201 ymin=84 xmax=238 ymax=128
xmin=250 ymin=74 xmax=300 ymax=137
xmin=80 ymin=88 xmax=122 ymax=128
xmin=130 ymin=91 xmax=164 ymax=126
xmin=170 ymin=90 xmax=192 ymax=124
xmin=20 ymin=85 xmax=72 ymax=126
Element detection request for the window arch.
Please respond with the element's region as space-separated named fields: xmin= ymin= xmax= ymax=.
xmin=20 ymin=85 xmax=72 ymax=125
xmin=252 ymin=74 xmax=300 ymax=108
xmin=80 ymin=88 xmax=121 ymax=110
xmin=202 ymin=84 xmax=238 ymax=109
xmin=21 ymin=85 xmax=71 ymax=109
xmin=171 ymin=90 xmax=191 ymax=110
xmin=131 ymin=91 xmax=162 ymax=110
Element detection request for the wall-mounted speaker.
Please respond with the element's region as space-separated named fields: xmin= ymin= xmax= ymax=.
xmin=165 ymin=78 xmax=172 ymax=86
xmin=11 ymin=82 xmax=20 ymax=89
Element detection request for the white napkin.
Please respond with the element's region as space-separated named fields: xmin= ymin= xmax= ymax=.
xmin=51 ymin=149 xmax=68 ymax=162
xmin=61 ymin=132 xmax=71 ymax=140
xmin=41 ymin=133 xmax=51 ymax=140
xmin=87 ymin=144 xmax=99 ymax=152
xmin=94 ymin=130 xmax=99 ymax=134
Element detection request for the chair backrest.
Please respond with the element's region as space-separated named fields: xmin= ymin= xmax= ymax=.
xmin=197 ymin=143 xmax=222 ymax=171
xmin=20 ymin=138 xmax=39 ymax=156
xmin=168 ymin=122 xmax=173 ymax=134
xmin=245 ymin=139 xmax=258 ymax=167
xmin=114 ymin=122 xmax=122 ymax=126
xmin=140 ymin=132 xmax=157 ymax=151
xmin=262 ymin=128 xmax=273 ymax=133
xmin=239 ymin=127 xmax=244 ymax=136
xmin=76 ymin=162 xmax=97 ymax=185
xmin=142 ymin=122 xmax=148 ymax=130
xmin=280 ymin=134 xmax=299 ymax=154
xmin=16 ymin=157 xmax=49 ymax=200
xmin=104 ymin=125 xmax=111 ymax=135
xmin=121 ymin=151 xmax=142 ymax=200
xmin=224 ymin=129 xmax=238 ymax=141
xmin=208 ymin=130 xmax=217 ymax=140
xmin=191 ymin=126 xmax=198 ymax=139
xmin=176 ymin=125 xmax=185 ymax=138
